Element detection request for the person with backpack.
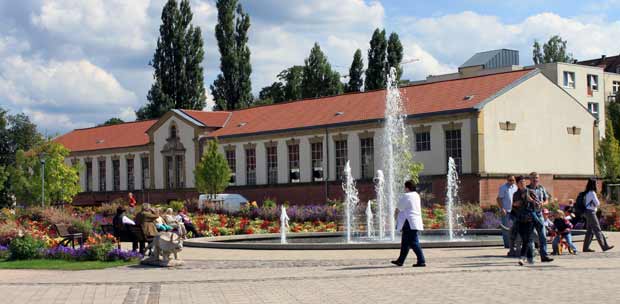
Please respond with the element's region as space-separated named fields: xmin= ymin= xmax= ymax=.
xmin=527 ymin=172 xmax=554 ymax=263
xmin=582 ymin=178 xmax=614 ymax=252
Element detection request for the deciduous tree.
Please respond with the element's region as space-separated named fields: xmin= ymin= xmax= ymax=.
xmin=195 ymin=140 xmax=231 ymax=199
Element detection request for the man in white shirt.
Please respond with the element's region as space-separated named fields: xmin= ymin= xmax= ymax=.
xmin=497 ymin=175 xmax=517 ymax=252
xmin=391 ymin=181 xmax=426 ymax=267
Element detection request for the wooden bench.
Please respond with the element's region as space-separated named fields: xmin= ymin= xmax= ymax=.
xmin=54 ymin=223 xmax=83 ymax=248
xmin=128 ymin=225 xmax=154 ymax=255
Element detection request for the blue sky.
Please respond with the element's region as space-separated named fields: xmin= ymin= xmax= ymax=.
xmin=0 ymin=0 xmax=619 ymax=135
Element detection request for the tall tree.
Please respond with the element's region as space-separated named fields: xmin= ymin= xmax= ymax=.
xmin=365 ymin=28 xmax=387 ymax=90
xmin=346 ymin=49 xmax=364 ymax=93
xmin=532 ymin=40 xmax=543 ymax=65
xmin=387 ymin=32 xmax=404 ymax=82
xmin=532 ymin=35 xmax=572 ymax=64
xmin=98 ymin=118 xmax=124 ymax=127
xmin=301 ymin=43 xmax=343 ymax=99
xmin=597 ymin=119 xmax=620 ymax=182
xmin=0 ymin=108 xmax=42 ymax=207
xmin=211 ymin=0 xmax=252 ymax=110
xmin=195 ymin=140 xmax=231 ymax=199
xmin=10 ymin=141 xmax=80 ymax=206
xmin=279 ymin=66 xmax=304 ymax=101
xmin=137 ymin=0 xmax=207 ymax=120
xmin=608 ymin=98 xmax=620 ymax=141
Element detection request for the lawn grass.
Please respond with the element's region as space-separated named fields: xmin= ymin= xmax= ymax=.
xmin=0 ymin=259 xmax=136 ymax=270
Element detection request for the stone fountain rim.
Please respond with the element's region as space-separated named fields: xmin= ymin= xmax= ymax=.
xmin=183 ymin=229 xmax=586 ymax=250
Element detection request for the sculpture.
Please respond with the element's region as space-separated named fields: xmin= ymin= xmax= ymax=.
xmin=141 ymin=231 xmax=185 ymax=267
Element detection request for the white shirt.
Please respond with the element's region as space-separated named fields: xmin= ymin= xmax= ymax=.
xmin=585 ymin=191 xmax=600 ymax=212
xmin=498 ymin=183 xmax=517 ymax=212
xmin=396 ymin=191 xmax=424 ymax=231
xmin=122 ymin=215 xmax=135 ymax=225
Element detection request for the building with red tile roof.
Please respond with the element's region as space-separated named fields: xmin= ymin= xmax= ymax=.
xmin=56 ymin=67 xmax=597 ymax=207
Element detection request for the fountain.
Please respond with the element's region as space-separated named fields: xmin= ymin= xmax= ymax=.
xmin=280 ymin=205 xmax=290 ymax=244
xmin=184 ymin=67 xmax=513 ymax=250
xmin=446 ymin=157 xmax=465 ymax=240
xmin=342 ymin=161 xmax=359 ymax=243
xmin=365 ymin=201 xmax=374 ymax=238
xmin=374 ymin=170 xmax=386 ymax=240
xmin=381 ymin=67 xmax=410 ymax=241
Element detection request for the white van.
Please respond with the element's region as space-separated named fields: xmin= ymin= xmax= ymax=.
xmin=198 ymin=193 xmax=249 ymax=212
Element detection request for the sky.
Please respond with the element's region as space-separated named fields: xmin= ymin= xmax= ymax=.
xmin=1 ymin=0 xmax=619 ymax=135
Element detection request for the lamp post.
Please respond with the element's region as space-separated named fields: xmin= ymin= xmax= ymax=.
xmin=39 ymin=152 xmax=46 ymax=208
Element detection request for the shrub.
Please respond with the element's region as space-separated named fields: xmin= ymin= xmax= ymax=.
xmin=41 ymin=207 xmax=73 ymax=225
xmin=84 ymin=243 xmax=115 ymax=261
xmin=169 ymin=200 xmax=185 ymax=212
xmin=9 ymin=234 xmax=46 ymax=260
xmin=0 ymin=244 xmax=8 ymax=260
xmin=262 ymin=198 xmax=276 ymax=209
xmin=17 ymin=207 xmax=45 ymax=222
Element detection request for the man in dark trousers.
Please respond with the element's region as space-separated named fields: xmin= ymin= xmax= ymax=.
xmin=391 ymin=180 xmax=426 ymax=267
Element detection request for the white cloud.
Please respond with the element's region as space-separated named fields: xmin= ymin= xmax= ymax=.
xmin=23 ymin=109 xmax=91 ymax=136
xmin=31 ymin=0 xmax=155 ymax=51
xmin=118 ymin=107 xmax=137 ymax=122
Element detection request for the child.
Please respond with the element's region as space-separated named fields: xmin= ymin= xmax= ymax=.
xmin=552 ymin=210 xmax=578 ymax=255
xmin=543 ymin=208 xmax=554 ymax=234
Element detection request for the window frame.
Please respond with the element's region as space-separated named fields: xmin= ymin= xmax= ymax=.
xmin=445 ymin=129 xmax=462 ymax=174
xmin=288 ymin=143 xmax=300 ymax=183
xmin=334 ymin=139 xmax=348 ymax=180
xmin=359 ymin=137 xmax=374 ymax=180
xmin=563 ymin=71 xmax=575 ymax=89
xmin=311 ymin=142 xmax=324 ymax=182
xmin=141 ymin=156 xmax=150 ymax=190
xmin=245 ymin=148 xmax=256 ymax=185
xmin=266 ymin=145 xmax=278 ymax=184
xmin=225 ymin=149 xmax=236 ymax=185
xmin=127 ymin=158 xmax=134 ymax=191
xmin=415 ymin=131 xmax=431 ymax=152
xmin=85 ymin=161 xmax=92 ymax=192
xmin=98 ymin=159 xmax=106 ymax=192
xmin=588 ymin=102 xmax=600 ymax=119
xmin=587 ymin=74 xmax=599 ymax=93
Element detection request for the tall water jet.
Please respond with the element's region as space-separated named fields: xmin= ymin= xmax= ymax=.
xmin=446 ymin=157 xmax=461 ymax=240
xmin=374 ymin=170 xmax=386 ymax=239
xmin=280 ymin=205 xmax=289 ymax=244
xmin=342 ymin=161 xmax=359 ymax=243
xmin=365 ymin=201 xmax=374 ymax=238
xmin=382 ymin=67 xmax=410 ymax=241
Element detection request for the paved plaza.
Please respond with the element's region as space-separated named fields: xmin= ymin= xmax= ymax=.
xmin=2 ymin=232 xmax=619 ymax=304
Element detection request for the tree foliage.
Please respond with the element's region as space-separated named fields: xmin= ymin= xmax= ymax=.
xmin=301 ymin=43 xmax=343 ymax=99
xmin=346 ymin=49 xmax=364 ymax=93
xmin=257 ymin=66 xmax=304 ymax=104
xmin=211 ymin=0 xmax=252 ymax=110
xmin=387 ymin=32 xmax=404 ymax=82
xmin=365 ymin=28 xmax=387 ymax=91
xmin=597 ymin=119 xmax=620 ymax=182
xmin=608 ymin=99 xmax=620 ymax=141
xmin=137 ymin=0 xmax=207 ymax=120
xmin=10 ymin=141 xmax=80 ymax=206
xmin=98 ymin=118 xmax=124 ymax=127
xmin=0 ymin=108 xmax=42 ymax=207
xmin=258 ymin=82 xmax=285 ymax=104
xmin=195 ymin=140 xmax=231 ymax=199
xmin=532 ymin=35 xmax=572 ymax=64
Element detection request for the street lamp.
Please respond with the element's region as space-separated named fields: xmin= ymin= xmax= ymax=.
xmin=39 ymin=152 xmax=46 ymax=208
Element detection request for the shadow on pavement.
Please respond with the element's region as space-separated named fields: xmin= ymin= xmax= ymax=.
xmin=329 ymin=265 xmax=396 ymax=271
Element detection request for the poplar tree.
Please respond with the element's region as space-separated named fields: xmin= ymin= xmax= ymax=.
xmin=387 ymin=32 xmax=404 ymax=82
xmin=346 ymin=49 xmax=364 ymax=93
xmin=365 ymin=28 xmax=387 ymax=90
xmin=211 ymin=0 xmax=252 ymax=110
xmin=137 ymin=0 xmax=206 ymax=120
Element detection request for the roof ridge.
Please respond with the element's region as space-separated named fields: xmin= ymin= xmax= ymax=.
xmin=72 ymin=119 xmax=157 ymax=132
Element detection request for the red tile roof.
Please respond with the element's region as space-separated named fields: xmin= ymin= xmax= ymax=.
xmin=54 ymin=120 xmax=156 ymax=152
xmin=208 ymin=69 xmax=534 ymax=138
xmin=180 ymin=110 xmax=231 ymax=127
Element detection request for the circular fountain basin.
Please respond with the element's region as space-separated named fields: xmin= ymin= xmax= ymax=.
xmin=184 ymin=229 xmax=586 ymax=250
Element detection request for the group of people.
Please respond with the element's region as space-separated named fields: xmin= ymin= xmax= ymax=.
xmin=498 ymin=173 xmax=614 ymax=266
xmin=112 ymin=193 xmax=202 ymax=254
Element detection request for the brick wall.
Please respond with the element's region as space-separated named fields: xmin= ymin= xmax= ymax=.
xmin=72 ymin=175 xmax=597 ymax=207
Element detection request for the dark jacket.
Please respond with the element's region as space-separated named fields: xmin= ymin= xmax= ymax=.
xmin=553 ymin=218 xmax=573 ymax=235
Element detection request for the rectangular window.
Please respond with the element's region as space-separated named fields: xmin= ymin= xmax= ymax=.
xmin=335 ymin=139 xmax=347 ymax=180
xmin=588 ymin=102 xmax=600 ymax=119
xmin=246 ymin=148 xmax=256 ymax=185
xmin=127 ymin=158 xmax=134 ymax=191
xmin=266 ymin=146 xmax=278 ymax=184
xmin=288 ymin=144 xmax=300 ymax=183
xmin=141 ymin=156 xmax=150 ymax=189
xmin=415 ymin=131 xmax=431 ymax=152
xmin=563 ymin=71 xmax=575 ymax=88
xmin=98 ymin=159 xmax=106 ymax=191
xmin=587 ymin=74 xmax=598 ymax=95
xmin=613 ymin=81 xmax=620 ymax=95
xmin=175 ymin=155 xmax=184 ymax=188
xmin=166 ymin=156 xmax=174 ymax=189
xmin=226 ymin=150 xmax=236 ymax=185
xmin=360 ymin=137 xmax=374 ymax=180
xmin=112 ymin=159 xmax=120 ymax=191
xmin=311 ymin=142 xmax=324 ymax=182
xmin=445 ymin=129 xmax=462 ymax=174
xmin=85 ymin=161 xmax=92 ymax=192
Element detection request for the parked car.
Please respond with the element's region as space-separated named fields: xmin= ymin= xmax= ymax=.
xmin=198 ymin=194 xmax=248 ymax=212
